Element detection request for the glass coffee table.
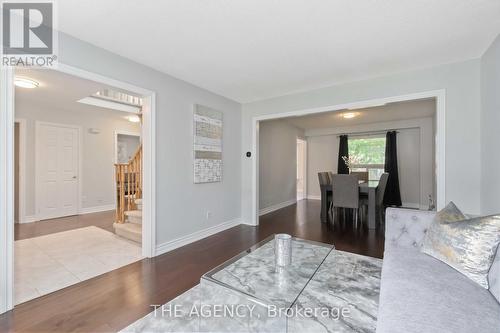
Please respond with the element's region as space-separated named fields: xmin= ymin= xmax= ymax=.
xmin=200 ymin=235 xmax=334 ymax=332
xmin=122 ymin=235 xmax=381 ymax=333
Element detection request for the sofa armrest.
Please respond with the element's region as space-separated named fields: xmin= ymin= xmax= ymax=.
xmin=384 ymin=208 xmax=436 ymax=251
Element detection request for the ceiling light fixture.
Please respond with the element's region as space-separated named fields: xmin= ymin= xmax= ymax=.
xmin=127 ymin=115 xmax=141 ymax=123
xmin=14 ymin=77 xmax=39 ymax=89
xmin=342 ymin=112 xmax=358 ymax=119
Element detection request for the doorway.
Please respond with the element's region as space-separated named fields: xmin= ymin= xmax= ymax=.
xmin=251 ymin=90 xmax=446 ymax=226
xmin=13 ymin=69 xmax=148 ymax=305
xmin=296 ymin=138 xmax=307 ymax=201
xmin=0 ymin=65 xmax=157 ymax=313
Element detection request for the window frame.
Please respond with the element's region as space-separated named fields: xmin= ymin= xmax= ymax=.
xmin=348 ymin=135 xmax=386 ymax=181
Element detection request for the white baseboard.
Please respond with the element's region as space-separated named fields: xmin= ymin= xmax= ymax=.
xmin=307 ymin=195 xmax=321 ymax=200
xmin=259 ymin=199 xmax=297 ymax=216
xmin=155 ymin=217 xmax=242 ymax=256
xmin=21 ymin=215 xmax=39 ymax=224
xmin=20 ymin=204 xmax=115 ymax=223
xmin=79 ymin=204 xmax=115 ymax=215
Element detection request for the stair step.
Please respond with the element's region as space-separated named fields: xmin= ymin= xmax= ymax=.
xmin=135 ymin=198 xmax=142 ymax=210
xmin=113 ymin=222 xmax=141 ymax=243
xmin=124 ymin=210 xmax=142 ymax=224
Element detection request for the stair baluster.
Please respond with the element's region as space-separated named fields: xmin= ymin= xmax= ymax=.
xmin=115 ymin=144 xmax=142 ymax=223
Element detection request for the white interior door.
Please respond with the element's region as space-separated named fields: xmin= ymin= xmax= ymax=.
xmin=37 ymin=123 xmax=79 ymax=220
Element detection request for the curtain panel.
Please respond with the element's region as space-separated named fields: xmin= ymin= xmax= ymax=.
xmin=337 ymin=135 xmax=349 ymax=174
xmin=383 ymin=131 xmax=402 ymax=206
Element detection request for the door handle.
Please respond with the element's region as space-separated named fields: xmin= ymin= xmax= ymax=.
xmin=72 ymin=176 xmax=77 ymax=179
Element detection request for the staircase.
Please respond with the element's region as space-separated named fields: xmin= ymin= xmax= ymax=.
xmin=114 ymin=198 xmax=142 ymax=243
xmin=113 ymin=144 xmax=142 ymax=243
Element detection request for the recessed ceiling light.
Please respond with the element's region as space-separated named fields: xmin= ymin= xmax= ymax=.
xmin=14 ymin=77 xmax=39 ymax=89
xmin=127 ymin=115 xmax=141 ymax=123
xmin=342 ymin=112 xmax=358 ymax=119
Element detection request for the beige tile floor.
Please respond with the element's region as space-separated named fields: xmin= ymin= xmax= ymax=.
xmin=14 ymin=226 xmax=143 ymax=304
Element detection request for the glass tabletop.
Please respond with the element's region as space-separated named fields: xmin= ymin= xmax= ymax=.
xmin=201 ymin=235 xmax=334 ymax=308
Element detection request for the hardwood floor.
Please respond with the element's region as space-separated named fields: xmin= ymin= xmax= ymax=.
xmin=15 ymin=211 xmax=116 ymax=241
xmin=258 ymin=199 xmax=384 ymax=258
xmin=0 ymin=199 xmax=384 ymax=333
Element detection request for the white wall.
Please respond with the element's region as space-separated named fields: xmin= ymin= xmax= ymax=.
xmin=481 ymin=34 xmax=500 ymax=214
xmin=16 ymin=100 xmax=141 ymax=217
xmin=259 ymin=120 xmax=304 ymax=211
xmin=306 ymin=135 xmax=337 ymax=199
xmin=58 ymin=32 xmax=242 ymax=246
xmin=306 ymin=117 xmax=435 ymax=209
xmin=397 ymin=127 xmax=423 ymax=207
xmin=242 ymin=59 xmax=481 ymax=223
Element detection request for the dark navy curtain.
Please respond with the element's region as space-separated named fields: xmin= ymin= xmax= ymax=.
xmin=383 ymin=131 xmax=402 ymax=206
xmin=337 ymin=135 xmax=349 ymax=174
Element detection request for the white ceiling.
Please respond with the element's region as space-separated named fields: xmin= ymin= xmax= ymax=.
xmin=281 ymin=98 xmax=436 ymax=130
xmin=15 ymin=68 xmax=140 ymax=117
xmin=57 ymin=1 xmax=500 ymax=103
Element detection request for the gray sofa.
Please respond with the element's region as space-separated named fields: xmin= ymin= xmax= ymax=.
xmin=376 ymin=208 xmax=500 ymax=333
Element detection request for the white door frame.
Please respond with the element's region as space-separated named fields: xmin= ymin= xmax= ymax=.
xmin=1 ymin=67 xmax=15 ymax=313
xmin=114 ymin=130 xmax=141 ymax=164
xmin=251 ymin=89 xmax=446 ymax=226
xmin=296 ymin=138 xmax=307 ymax=201
xmin=0 ymin=63 xmax=157 ymax=314
xmin=35 ymin=121 xmax=83 ymax=221
xmin=14 ymin=119 xmax=26 ymax=224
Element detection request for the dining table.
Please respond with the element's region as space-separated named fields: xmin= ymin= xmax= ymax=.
xmin=320 ymin=179 xmax=380 ymax=229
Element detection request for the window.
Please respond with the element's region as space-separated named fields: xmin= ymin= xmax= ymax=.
xmin=348 ymin=136 xmax=386 ymax=181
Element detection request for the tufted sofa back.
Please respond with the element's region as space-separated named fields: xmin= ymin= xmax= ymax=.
xmin=385 ymin=207 xmax=500 ymax=303
xmin=384 ymin=208 xmax=436 ymax=251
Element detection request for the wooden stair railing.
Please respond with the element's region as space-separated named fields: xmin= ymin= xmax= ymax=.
xmin=115 ymin=144 xmax=142 ymax=223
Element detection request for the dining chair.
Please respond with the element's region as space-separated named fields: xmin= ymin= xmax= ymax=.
xmin=318 ymin=172 xmax=330 ymax=186
xmin=376 ymin=172 xmax=389 ymax=222
xmin=360 ymin=172 xmax=389 ymax=226
xmin=327 ymin=171 xmax=334 ymax=185
xmin=351 ymin=171 xmax=369 ymax=183
xmin=330 ymin=174 xmax=360 ymax=228
xmin=318 ymin=172 xmax=333 ymax=219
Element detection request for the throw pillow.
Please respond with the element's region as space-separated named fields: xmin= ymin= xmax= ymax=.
xmin=421 ymin=202 xmax=500 ymax=288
